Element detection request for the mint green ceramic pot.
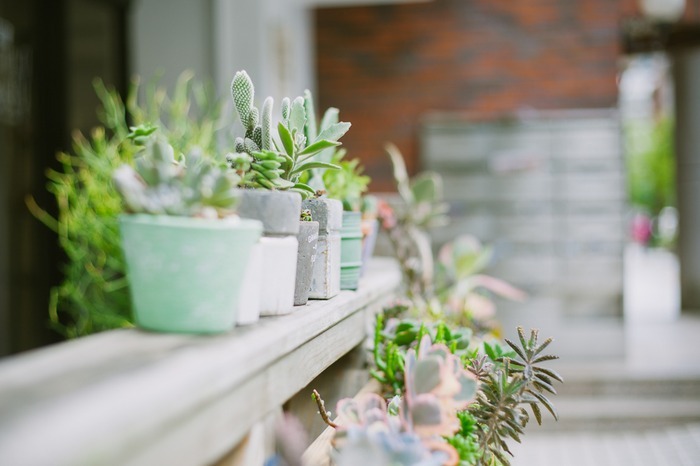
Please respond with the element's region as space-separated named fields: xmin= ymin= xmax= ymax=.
xmin=119 ymin=214 xmax=262 ymax=333
xmin=340 ymin=211 xmax=363 ymax=290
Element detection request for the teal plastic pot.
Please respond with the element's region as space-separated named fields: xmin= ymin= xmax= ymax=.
xmin=119 ymin=214 xmax=262 ymax=333
xmin=340 ymin=211 xmax=363 ymax=290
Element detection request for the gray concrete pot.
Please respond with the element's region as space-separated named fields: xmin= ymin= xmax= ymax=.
xmin=237 ymin=189 xmax=301 ymax=236
xmin=340 ymin=211 xmax=362 ymax=290
xmin=294 ymin=221 xmax=320 ymax=306
xmin=302 ymin=198 xmax=342 ymax=299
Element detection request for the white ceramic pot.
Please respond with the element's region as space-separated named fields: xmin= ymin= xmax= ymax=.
xmin=259 ymin=236 xmax=298 ymax=316
xmin=237 ymin=242 xmax=263 ymax=325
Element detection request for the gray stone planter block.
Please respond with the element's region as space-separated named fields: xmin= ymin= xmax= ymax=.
xmin=302 ymin=198 xmax=342 ymax=299
xmin=302 ymin=198 xmax=342 ymax=235
xmin=294 ymin=221 xmax=320 ymax=306
xmin=238 ymin=190 xmax=301 ymax=236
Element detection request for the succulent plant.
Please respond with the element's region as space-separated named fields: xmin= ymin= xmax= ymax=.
xmin=26 ymin=72 xmax=227 ymax=337
xmin=229 ymin=70 xmax=349 ymax=198
xmin=300 ymin=209 xmax=313 ymax=222
xmin=435 ymin=235 xmax=526 ymax=329
xmin=316 ymin=335 xmax=476 ymax=465
xmin=322 ymin=148 xmax=371 ymax=211
xmin=371 ymin=313 xmax=474 ymax=396
xmin=466 ymin=327 xmax=563 ymax=465
xmin=313 ymin=391 xmax=458 ymax=466
xmin=369 ymin=306 xmax=562 ymax=465
xmin=380 ymin=143 xmax=449 ymax=304
xmin=113 ymin=136 xmax=241 ymax=218
xmin=400 ymin=335 xmax=478 ymax=438
xmin=385 ymin=143 xmax=449 ymax=230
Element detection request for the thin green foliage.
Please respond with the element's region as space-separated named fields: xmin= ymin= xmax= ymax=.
xmin=322 ymin=148 xmax=370 ymax=211
xmin=467 ymin=327 xmax=563 ymax=465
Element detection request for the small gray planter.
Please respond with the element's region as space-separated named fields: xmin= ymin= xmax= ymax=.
xmin=237 ymin=189 xmax=301 ymax=235
xmin=302 ymin=198 xmax=342 ymax=299
xmin=340 ymin=211 xmax=363 ymax=290
xmin=236 ymin=189 xmax=302 ymax=319
xmin=294 ymin=221 xmax=320 ymax=305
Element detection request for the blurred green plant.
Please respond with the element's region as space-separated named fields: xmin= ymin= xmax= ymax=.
xmin=435 ymin=236 xmax=526 ymax=330
xmin=322 ymin=148 xmax=371 ymax=211
xmin=626 ymin=117 xmax=676 ymax=216
xmin=26 ymin=72 xmax=226 ymax=337
xmin=380 ymin=143 xmax=449 ymax=304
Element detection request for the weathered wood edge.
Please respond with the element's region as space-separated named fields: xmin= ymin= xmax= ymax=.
xmin=0 ymin=258 xmax=401 ymax=466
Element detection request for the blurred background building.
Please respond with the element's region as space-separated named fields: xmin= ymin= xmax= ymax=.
xmin=1 ymin=0 xmax=700 ymax=370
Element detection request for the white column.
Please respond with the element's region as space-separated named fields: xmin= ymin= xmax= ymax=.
xmin=129 ymin=0 xmax=214 ymax=91
xmin=673 ymin=45 xmax=700 ymax=312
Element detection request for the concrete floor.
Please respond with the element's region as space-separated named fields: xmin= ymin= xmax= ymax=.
xmin=509 ymin=245 xmax=700 ymax=465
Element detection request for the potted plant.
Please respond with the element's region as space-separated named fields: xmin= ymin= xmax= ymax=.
xmin=228 ymin=70 xmax=350 ymax=306
xmin=113 ymin=136 xmax=262 ymax=333
xmin=322 ymin=149 xmax=371 ymax=290
xmin=300 ymin=91 xmax=354 ymax=299
xmin=26 ymin=74 xmax=226 ymax=337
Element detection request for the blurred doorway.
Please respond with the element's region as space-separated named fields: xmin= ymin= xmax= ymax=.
xmin=619 ymin=53 xmax=681 ymax=323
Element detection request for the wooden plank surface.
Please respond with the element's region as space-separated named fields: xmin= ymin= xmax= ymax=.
xmin=0 ymin=258 xmax=401 ymax=466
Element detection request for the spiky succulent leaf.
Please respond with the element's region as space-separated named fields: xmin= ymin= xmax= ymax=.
xmin=319 ymin=107 xmax=339 ymax=133
xmin=251 ymin=125 xmax=262 ymax=148
xmin=290 ymin=161 xmax=340 ymax=177
xmin=298 ymin=139 xmax=341 ymax=157
xmin=281 ymin=97 xmax=290 ymax=122
xmin=289 ymin=96 xmax=306 ymax=135
xmin=231 ymin=70 xmax=254 ymax=129
xmin=316 ymin=121 xmax=351 ymax=143
xmin=278 ymin=122 xmax=294 ymax=156
xmin=261 ymin=97 xmax=273 ymax=150
xmin=303 ymin=89 xmax=318 ymax=143
xmin=235 ymin=137 xmax=245 ymax=153
xmin=244 ymin=137 xmax=260 ymax=154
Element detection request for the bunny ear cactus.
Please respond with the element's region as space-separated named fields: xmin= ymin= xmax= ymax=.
xmin=229 ymin=71 xmax=350 ymax=198
xmin=113 ymin=136 xmax=241 ymax=218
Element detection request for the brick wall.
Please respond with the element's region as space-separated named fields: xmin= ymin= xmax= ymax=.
xmin=315 ymin=0 xmax=638 ymax=190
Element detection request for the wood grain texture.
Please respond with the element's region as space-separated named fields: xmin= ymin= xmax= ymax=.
xmin=0 ymin=258 xmax=401 ymax=466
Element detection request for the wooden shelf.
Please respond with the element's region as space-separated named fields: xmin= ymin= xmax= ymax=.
xmin=0 ymin=258 xmax=401 ymax=466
